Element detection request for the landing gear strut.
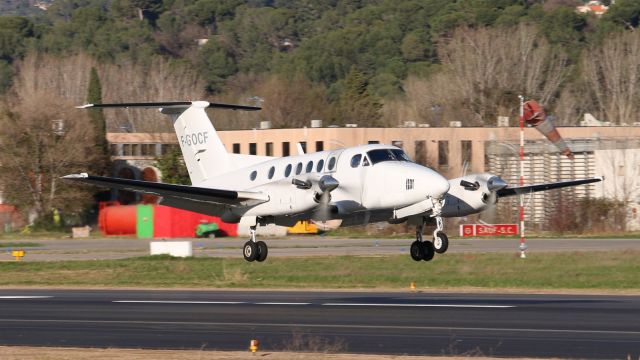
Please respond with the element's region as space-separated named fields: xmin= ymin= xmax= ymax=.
xmin=432 ymin=216 xmax=449 ymax=254
xmin=243 ymin=225 xmax=269 ymax=262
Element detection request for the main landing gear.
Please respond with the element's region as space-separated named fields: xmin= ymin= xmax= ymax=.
xmin=243 ymin=225 xmax=268 ymax=262
xmin=410 ymin=215 xmax=449 ymax=262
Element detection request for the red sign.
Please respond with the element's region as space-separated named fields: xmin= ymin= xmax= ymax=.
xmin=459 ymin=224 xmax=518 ymax=237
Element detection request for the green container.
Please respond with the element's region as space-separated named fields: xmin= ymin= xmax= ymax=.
xmin=136 ymin=205 xmax=154 ymax=239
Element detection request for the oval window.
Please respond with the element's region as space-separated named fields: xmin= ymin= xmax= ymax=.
xmin=284 ymin=164 xmax=292 ymax=177
xmin=350 ymin=154 xmax=362 ymax=168
xmin=316 ymin=159 xmax=324 ymax=172
xmin=328 ymin=157 xmax=336 ymax=171
xmin=268 ymin=166 xmax=275 ymax=179
xmin=305 ymin=161 xmax=313 ymax=173
xmin=295 ymin=162 xmax=303 ymax=175
xmin=250 ymin=170 xmax=257 ymax=181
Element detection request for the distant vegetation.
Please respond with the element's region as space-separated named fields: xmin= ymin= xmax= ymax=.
xmin=0 ymin=0 xmax=639 ymax=130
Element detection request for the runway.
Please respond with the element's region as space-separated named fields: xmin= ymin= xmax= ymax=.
xmin=3 ymin=237 xmax=640 ymax=261
xmin=0 ymin=289 xmax=638 ymax=358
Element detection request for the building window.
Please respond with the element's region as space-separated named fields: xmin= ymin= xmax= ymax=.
xmin=249 ymin=143 xmax=257 ymax=155
xmin=141 ymin=144 xmax=155 ymax=156
xmin=414 ymin=141 xmax=427 ymax=166
xmin=461 ymin=140 xmax=472 ymax=166
xmin=233 ymin=143 xmax=241 ymax=154
xmin=265 ymin=142 xmax=273 ymax=156
xmin=392 ymin=140 xmax=403 ymax=148
xmin=438 ymin=140 xmax=449 ymax=167
xmin=282 ymin=142 xmax=290 ymax=156
xmin=368 ymin=140 xmax=379 ymax=144
xmin=110 ymin=144 xmax=121 ymax=156
xmin=299 ymin=141 xmax=307 ymax=153
xmin=316 ymin=141 xmax=324 ymax=152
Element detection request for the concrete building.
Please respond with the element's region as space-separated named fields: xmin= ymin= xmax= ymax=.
xmin=107 ymin=125 xmax=640 ymax=231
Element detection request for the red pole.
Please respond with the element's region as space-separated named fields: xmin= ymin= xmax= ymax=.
xmin=518 ymin=95 xmax=527 ymax=259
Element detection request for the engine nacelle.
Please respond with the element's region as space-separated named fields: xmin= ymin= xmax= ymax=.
xmin=441 ymin=173 xmax=503 ymax=217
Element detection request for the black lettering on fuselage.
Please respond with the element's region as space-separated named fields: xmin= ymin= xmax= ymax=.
xmin=180 ymin=132 xmax=209 ymax=147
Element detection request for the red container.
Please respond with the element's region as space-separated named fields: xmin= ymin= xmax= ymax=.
xmin=98 ymin=205 xmax=137 ymax=235
xmin=153 ymin=205 xmax=238 ymax=238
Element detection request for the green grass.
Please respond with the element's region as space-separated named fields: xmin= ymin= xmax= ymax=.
xmin=0 ymin=251 xmax=638 ymax=290
xmin=0 ymin=242 xmax=43 ymax=248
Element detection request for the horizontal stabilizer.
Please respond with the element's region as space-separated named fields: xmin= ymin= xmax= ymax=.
xmin=61 ymin=174 xmax=269 ymax=207
xmin=76 ymin=101 xmax=261 ymax=111
xmin=497 ymin=177 xmax=603 ymax=197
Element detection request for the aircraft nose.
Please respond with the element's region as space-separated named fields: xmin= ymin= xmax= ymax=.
xmin=430 ymin=172 xmax=450 ymax=199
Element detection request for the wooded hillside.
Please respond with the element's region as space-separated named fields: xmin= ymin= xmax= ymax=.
xmin=1 ymin=0 xmax=639 ymax=131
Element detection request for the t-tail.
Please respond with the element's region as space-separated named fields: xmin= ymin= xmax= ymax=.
xmin=77 ymin=101 xmax=260 ymax=186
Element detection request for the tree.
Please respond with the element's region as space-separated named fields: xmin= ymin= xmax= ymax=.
xmin=0 ymin=95 xmax=96 ymax=224
xmin=582 ymin=30 xmax=640 ymax=125
xmin=86 ymin=67 xmax=110 ymax=175
xmin=337 ymin=67 xmax=382 ymax=126
xmin=155 ymin=147 xmax=190 ymax=185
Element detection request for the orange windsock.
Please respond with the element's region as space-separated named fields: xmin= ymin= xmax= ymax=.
xmin=523 ymin=100 xmax=574 ymax=159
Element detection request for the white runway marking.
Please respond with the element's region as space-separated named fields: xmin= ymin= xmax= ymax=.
xmin=113 ymin=300 xmax=245 ymax=304
xmin=256 ymin=302 xmax=311 ymax=305
xmin=321 ymin=303 xmax=515 ymax=308
xmin=0 ymin=296 xmax=53 ymax=299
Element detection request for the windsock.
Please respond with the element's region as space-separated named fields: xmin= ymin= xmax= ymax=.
xmin=522 ymin=100 xmax=574 ymax=159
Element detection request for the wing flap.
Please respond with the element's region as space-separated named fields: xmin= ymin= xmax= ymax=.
xmin=62 ymin=174 xmax=269 ymax=207
xmin=497 ymin=177 xmax=603 ymax=198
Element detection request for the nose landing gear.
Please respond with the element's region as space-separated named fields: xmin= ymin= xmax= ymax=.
xmin=409 ymin=199 xmax=449 ymax=262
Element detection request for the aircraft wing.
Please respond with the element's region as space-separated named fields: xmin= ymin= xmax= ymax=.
xmin=496 ymin=177 xmax=603 ymax=198
xmin=62 ymin=174 xmax=269 ymax=209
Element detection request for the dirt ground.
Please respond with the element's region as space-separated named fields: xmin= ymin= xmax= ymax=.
xmin=0 ymin=347 xmax=547 ymax=360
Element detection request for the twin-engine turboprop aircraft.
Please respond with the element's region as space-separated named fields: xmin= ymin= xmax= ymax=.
xmin=64 ymin=101 xmax=602 ymax=262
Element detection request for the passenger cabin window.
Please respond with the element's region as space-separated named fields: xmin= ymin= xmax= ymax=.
xmin=350 ymin=154 xmax=362 ymax=168
xmin=250 ymin=170 xmax=257 ymax=181
xmin=295 ymin=162 xmax=303 ymax=175
xmin=328 ymin=157 xmax=336 ymax=171
xmin=305 ymin=161 xmax=313 ymax=173
xmin=316 ymin=159 xmax=324 ymax=172
xmin=285 ymin=164 xmax=292 ymax=177
xmin=268 ymin=166 xmax=275 ymax=179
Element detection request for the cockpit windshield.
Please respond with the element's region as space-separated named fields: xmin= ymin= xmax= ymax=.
xmin=366 ymin=149 xmax=412 ymax=165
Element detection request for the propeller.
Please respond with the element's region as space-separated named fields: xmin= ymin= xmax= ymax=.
xmin=312 ymin=175 xmax=339 ymax=222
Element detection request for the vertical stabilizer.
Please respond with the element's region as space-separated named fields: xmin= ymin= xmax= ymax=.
xmin=168 ymin=101 xmax=228 ymax=185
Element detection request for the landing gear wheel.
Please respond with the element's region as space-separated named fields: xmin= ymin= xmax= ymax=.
xmin=410 ymin=241 xmax=424 ymax=261
xmin=243 ymin=241 xmax=257 ymax=262
xmin=256 ymin=241 xmax=268 ymax=262
xmin=433 ymin=231 xmax=449 ymax=254
xmin=421 ymin=241 xmax=435 ymax=261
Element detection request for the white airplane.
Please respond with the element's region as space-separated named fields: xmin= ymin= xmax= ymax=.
xmin=64 ymin=101 xmax=602 ymax=262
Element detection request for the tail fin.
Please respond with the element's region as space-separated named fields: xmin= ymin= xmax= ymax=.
xmin=77 ymin=101 xmax=260 ymax=185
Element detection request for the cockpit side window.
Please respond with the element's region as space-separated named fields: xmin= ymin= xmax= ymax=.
xmin=350 ymin=154 xmax=362 ymax=168
xmin=391 ymin=149 xmax=412 ymax=162
xmin=363 ymin=156 xmax=370 ymax=166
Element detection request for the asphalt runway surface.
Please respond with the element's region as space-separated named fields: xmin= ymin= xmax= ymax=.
xmin=0 ymin=289 xmax=638 ymax=358
xmin=2 ymin=237 xmax=640 ymax=261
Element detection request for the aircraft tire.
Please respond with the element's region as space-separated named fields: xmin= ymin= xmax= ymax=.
xmin=433 ymin=232 xmax=449 ymax=254
xmin=421 ymin=241 xmax=435 ymax=261
xmin=256 ymin=241 xmax=268 ymax=262
xmin=410 ymin=241 xmax=424 ymax=261
xmin=243 ymin=241 xmax=257 ymax=262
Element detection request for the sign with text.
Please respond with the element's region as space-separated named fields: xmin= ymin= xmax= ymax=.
xmin=460 ymin=224 xmax=518 ymax=237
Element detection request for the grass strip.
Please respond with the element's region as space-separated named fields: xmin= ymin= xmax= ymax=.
xmin=0 ymin=250 xmax=638 ymax=290
xmin=0 ymin=242 xmax=43 ymax=248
